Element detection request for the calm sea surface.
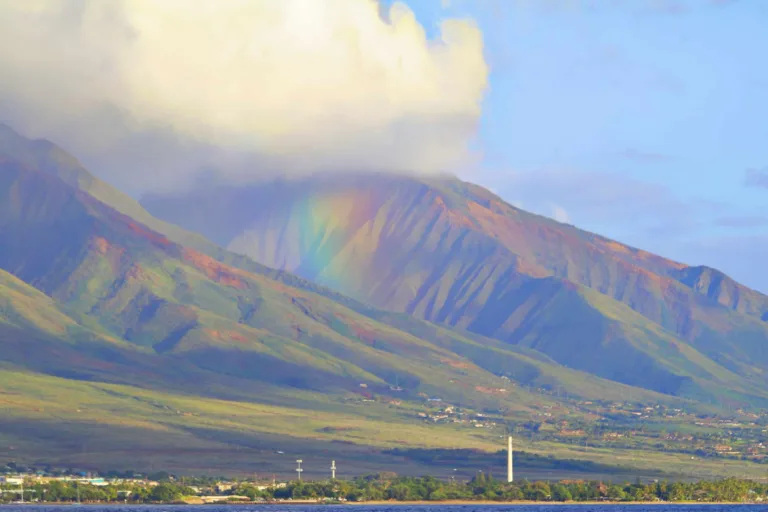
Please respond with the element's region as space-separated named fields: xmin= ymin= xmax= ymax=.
xmin=1 ymin=506 xmax=767 ymax=512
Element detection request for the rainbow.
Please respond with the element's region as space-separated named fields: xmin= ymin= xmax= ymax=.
xmin=229 ymin=186 xmax=384 ymax=298
xmin=292 ymin=188 xmax=383 ymax=295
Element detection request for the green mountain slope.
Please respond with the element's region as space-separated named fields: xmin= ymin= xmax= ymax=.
xmin=0 ymin=271 xmax=756 ymax=479
xmin=1 ymin=267 xmax=81 ymax=336
xmin=0 ymin=261 xmax=693 ymax=478
xmin=4 ymin=157 xmax=664 ymax=408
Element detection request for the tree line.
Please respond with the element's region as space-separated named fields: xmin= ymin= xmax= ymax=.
xmin=264 ymin=473 xmax=768 ymax=502
xmin=3 ymin=473 xmax=768 ymax=503
xmin=0 ymin=481 xmax=197 ymax=503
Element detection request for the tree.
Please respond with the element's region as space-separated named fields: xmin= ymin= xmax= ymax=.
xmin=551 ymin=484 xmax=572 ymax=502
xmin=235 ymin=485 xmax=262 ymax=500
xmin=387 ymin=483 xmax=416 ymax=501
xmin=501 ymin=485 xmax=524 ymax=501
xmin=429 ymin=488 xmax=448 ymax=501
xmin=607 ymin=484 xmax=627 ymax=501
xmin=149 ymin=483 xmax=182 ymax=502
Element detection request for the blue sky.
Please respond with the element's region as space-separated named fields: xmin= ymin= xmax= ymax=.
xmin=397 ymin=0 xmax=768 ymax=292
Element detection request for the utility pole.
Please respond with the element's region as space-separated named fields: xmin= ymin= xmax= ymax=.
xmin=296 ymin=460 xmax=303 ymax=481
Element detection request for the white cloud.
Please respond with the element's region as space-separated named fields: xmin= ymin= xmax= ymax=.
xmin=0 ymin=0 xmax=488 ymax=192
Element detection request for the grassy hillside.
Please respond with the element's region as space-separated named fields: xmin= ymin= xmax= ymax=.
xmin=2 ymin=369 xmax=766 ymax=481
xmin=0 ymin=273 xmax=693 ymax=478
xmin=1 ymin=268 xmax=81 ymax=336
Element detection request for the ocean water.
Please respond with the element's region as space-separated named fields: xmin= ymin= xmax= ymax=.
xmin=0 ymin=506 xmax=764 ymax=512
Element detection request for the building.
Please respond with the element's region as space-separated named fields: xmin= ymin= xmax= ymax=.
xmin=215 ymin=482 xmax=234 ymax=493
xmin=256 ymin=482 xmax=287 ymax=490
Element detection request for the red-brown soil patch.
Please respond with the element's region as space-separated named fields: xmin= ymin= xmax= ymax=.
xmin=182 ymin=249 xmax=248 ymax=289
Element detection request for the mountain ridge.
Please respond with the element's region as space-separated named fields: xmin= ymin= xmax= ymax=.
xmin=141 ymin=172 xmax=768 ymax=400
xmin=143 ymin=172 xmax=768 ymax=321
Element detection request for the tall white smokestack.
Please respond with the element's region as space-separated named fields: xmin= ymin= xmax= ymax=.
xmin=507 ymin=436 xmax=513 ymax=483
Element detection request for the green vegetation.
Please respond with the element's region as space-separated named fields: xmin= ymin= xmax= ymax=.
xmin=2 ymin=368 xmax=768 ymax=480
xmin=4 ymin=473 xmax=768 ymax=504
xmin=268 ymin=474 xmax=768 ymax=502
xmin=0 ymin=480 xmax=196 ymax=504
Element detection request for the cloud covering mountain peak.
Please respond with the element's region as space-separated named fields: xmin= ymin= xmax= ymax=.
xmin=0 ymin=0 xmax=488 ymax=192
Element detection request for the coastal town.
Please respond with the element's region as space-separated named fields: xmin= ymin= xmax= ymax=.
xmin=0 ymin=470 xmax=294 ymax=504
xmin=399 ymin=388 xmax=768 ymax=464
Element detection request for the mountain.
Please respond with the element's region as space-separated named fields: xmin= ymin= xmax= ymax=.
xmin=0 ymin=124 xmax=678 ymax=404
xmin=0 ymin=123 xmax=278 ymax=268
xmin=2 ymin=124 xmax=768 ymax=479
xmin=0 ymin=129 xmax=690 ymax=477
xmin=1 ymin=157 xmax=502 ymax=400
xmin=142 ymin=173 xmax=768 ymax=403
